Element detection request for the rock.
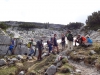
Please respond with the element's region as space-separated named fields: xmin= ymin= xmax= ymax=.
xmin=54 ymin=55 xmax=62 ymax=63
xmin=18 ymin=71 xmax=25 ymax=75
xmin=15 ymin=63 xmax=23 ymax=67
xmin=46 ymin=65 xmax=57 ymax=75
xmin=27 ymin=56 xmax=32 ymax=60
xmin=0 ymin=59 xmax=7 ymax=66
xmin=56 ymin=61 xmax=62 ymax=67
xmin=67 ymin=56 xmax=70 ymax=59
xmin=90 ymin=50 xmax=96 ymax=55
xmin=16 ymin=55 xmax=24 ymax=60
xmin=10 ymin=58 xmax=18 ymax=63
xmin=75 ymin=69 xmax=81 ymax=73
xmin=42 ymin=53 xmax=48 ymax=58
xmin=73 ymin=52 xmax=77 ymax=55
xmin=9 ymin=61 xmax=14 ymax=64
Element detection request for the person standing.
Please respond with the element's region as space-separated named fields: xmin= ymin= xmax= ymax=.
xmin=61 ymin=33 xmax=65 ymax=50
xmin=47 ymin=40 xmax=52 ymax=54
xmin=11 ymin=38 xmax=17 ymax=54
xmin=52 ymin=34 xmax=59 ymax=54
xmin=66 ymin=30 xmax=73 ymax=51
xmin=37 ymin=40 xmax=43 ymax=60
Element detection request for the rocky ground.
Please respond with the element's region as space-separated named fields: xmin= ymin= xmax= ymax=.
xmin=69 ymin=61 xmax=100 ymax=75
xmin=0 ymin=43 xmax=100 ymax=75
xmin=0 ymin=28 xmax=100 ymax=75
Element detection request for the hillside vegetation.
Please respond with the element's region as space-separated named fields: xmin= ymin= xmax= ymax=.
xmin=85 ymin=11 xmax=100 ymax=31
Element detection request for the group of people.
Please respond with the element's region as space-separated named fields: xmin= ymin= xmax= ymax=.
xmin=61 ymin=30 xmax=93 ymax=51
xmin=75 ymin=34 xmax=93 ymax=47
xmin=7 ymin=30 xmax=93 ymax=61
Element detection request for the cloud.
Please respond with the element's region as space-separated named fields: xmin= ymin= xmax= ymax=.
xmin=0 ymin=0 xmax=100 ymax=24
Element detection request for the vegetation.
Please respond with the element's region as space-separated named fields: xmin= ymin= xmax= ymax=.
xmin=86 ymin=11 xmax=100 ymax=30
xmin=0 ymin=22 xmax=10 ymax=30
xmin=0 ymin=66 xmax=17 ymax=75
xmin=65 ymin=22 xmax=84 ymax=30
xmin=19 ymin=23 xmax=39 ymax=29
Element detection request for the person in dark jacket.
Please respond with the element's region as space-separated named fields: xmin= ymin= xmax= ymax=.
xmin=37 ymin=40 xmax=43 ymax=60
xmin=52 ymin=34 xmax=59 ymax=54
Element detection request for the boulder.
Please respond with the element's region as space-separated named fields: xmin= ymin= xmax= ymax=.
xmin=0 ymin=59 xmax=7 ymax=66
xmin=16 ymin=55 xmax=24 ymax=60
xmin=18 ymin=71 xmax=25 ymax=75
xmin=46 ymin=65 xmax=57 ymax=75
xmin=42 ymin=53 xmax=48 ymax=58
xmin=56 ymin=61 xmax=62 ymax=67
xmin=75 ymin=69 xmax=81 ymax=73
xmin=27 ymin=56 xmax=32 ymax=60
xmin=54 ymin=55 xmax=62 ymax=63
xmin=11 ymin=58 xmax=18 ymax=63
xmin=90 ymin=50 xmax=96 ymax=55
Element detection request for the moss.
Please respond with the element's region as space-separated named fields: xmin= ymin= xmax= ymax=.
xmin=0 ymin=66 xmax=17 ymax=75
xmin=94 ymin=46 xmax=100 ymax=54
xmin=59 ymin=63 xmax=75 ymax=74
xmin=84 ymin=55 xmax=97 ymax=65
xmin=27 ymin=54 xmax=56 ymax=74
xmin=62 ymin=58 xmax=68 ymax=64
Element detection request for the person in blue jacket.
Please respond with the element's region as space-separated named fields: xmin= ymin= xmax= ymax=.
xmin=85 ymin=35 xmax=93 ymax=46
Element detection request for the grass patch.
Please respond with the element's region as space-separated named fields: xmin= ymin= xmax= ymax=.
xmin=0 ymin=66 xmax=17 ymax=75
xmin=27 ymin=54 xmax=56 ymax=75
xmin=57 ymin=63 xmax=75 ymax=74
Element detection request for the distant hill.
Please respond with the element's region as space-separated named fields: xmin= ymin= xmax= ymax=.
xmin=0 ymin=21 xmax=84 ymax=30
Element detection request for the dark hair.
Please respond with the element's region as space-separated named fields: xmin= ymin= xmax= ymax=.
xmin=67 ymin=30 xmax=71 ymax=33
xmin=54 ymin=34 xmax=56 ymax=36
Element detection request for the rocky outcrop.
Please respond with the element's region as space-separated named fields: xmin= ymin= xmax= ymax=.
xmin=90 ymin=31 xmax=100 ymax=42
xmin=0 ymin=29 xmax=30 ymax=55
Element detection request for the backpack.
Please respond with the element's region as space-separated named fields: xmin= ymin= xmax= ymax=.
xmin=67 ymin=34 xmax=73 ymax=41
xmin=27 ymin=42 xmax=31 ymax=48
xmin=9 ymin=45 xmax=14 ymax=51
xmin=36 ymin=41 xmax=41 ymax=48
xmin=81 ymin=36 xmax=86 ymax=41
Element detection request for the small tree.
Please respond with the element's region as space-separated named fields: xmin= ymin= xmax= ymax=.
xmin=0 ymin=22 xmax=9 ymax=30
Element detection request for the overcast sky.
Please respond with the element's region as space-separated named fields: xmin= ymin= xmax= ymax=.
xmin=0 ymin=0 xmax=100 ymax=25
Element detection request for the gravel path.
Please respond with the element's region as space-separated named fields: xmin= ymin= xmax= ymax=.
xmin=60 ymin=50 xmax=100 ymax=75
xmin=69 ymin=61 xmax=100 ymax=75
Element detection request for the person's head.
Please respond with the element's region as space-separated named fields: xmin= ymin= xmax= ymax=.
xmin=13 ymin=38 xmax=16 ymax=40
xmin=54 ymin=34 xmax=57 ymax=37
xmin=31 ymin=38 xmax=33 ymax=41
xmin=77 ymin=34 xmax=81 ymax=38
xmin=41 ymin=39 xmax=43 ymax=42
xmin=67 ymin=30 xmax=71 ymax=33
xmin=47 ymin=40 xmax=49 ymax=44
xmin=62 ymin=33 xmax=64 ymax=37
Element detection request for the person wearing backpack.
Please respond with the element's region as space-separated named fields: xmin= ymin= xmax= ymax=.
xmin=6 ymin=43 xmax=14 ymax=55
xmin=27 ymin=39 xmax=33 ymax=48
xmin=11 ymin=38 xmax=17 ymax=55
xmin=36 ymin=40 xmax=43 ymax=60
xmin=28 ymin=46 xmax=35 ymax=56
xmin=66 ymin=30 xmax=73 ymax=51
xmin=75 ymin=34 xmax=86 ymax=46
